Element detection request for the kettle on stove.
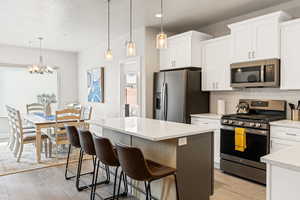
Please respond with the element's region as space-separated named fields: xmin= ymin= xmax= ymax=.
xmin=236 ymin=102 xmax=250 ymax=114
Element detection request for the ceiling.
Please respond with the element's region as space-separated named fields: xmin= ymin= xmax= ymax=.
xmin=0 ymin=0 xmax=292 ymax=52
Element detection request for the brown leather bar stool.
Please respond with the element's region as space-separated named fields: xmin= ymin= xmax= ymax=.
xmin=65 ymin=126 xmax=81 ymax=180
xmin=116 ymin=144 xmax=180 ymax=200
xmin=78 ymin=130 xmax=110 ymax=198
xmin=91 ymin=136 xmax=128 ymax=200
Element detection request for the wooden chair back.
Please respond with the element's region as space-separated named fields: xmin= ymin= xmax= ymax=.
xmin=54 ymin=108 xmax=81 ymax=144
xmin=26 ymin=103 xmax=44 ymax=114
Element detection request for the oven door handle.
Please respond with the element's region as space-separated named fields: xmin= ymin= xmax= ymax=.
xmin=261 ymin=65 xmax=265 ymax=83
xmin=221 ymin=126 xmax=268 ymax=136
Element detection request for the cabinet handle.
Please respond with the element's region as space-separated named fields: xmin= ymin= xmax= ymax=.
xmin=248 ymin=52 xmax=251 ymax=59
xmin=252 ymin=51 xmax=255 ymax=59
xmin=286 ymin=133 xmax=297 ymax=136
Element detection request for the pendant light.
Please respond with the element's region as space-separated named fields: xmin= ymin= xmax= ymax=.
xmin=28 ymin=37 xmax=54 ymax=74
xmin=105 ymin=0 xmax=113 ymax=60
xmin=156 ymin=0 xmax=167 ymax=49
xmin=126 ymin=0 xmax=136 ymax=56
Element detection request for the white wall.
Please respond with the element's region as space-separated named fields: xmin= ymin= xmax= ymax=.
xmin=0 ymin=44 xmax=78 ymax=137
xmin=0 ymin=44 xmax=78 ymax=104
xmin=78 ymin=27 xmax=159 ymax=120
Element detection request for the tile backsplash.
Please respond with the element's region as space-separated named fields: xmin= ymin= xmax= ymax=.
xmin=210 ymin=88 xmax=300 ymax=119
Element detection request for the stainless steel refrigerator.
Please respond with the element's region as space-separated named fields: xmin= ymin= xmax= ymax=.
xmin=153 ymin=69 xmax=209 ymax=124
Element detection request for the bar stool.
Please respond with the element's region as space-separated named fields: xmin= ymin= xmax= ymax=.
xmin=78 ymin=130 xmax=110 ymax=199
xmin=116 ymin=144 xmax=180 ymax=200
xmin=91 ymin=136 xmax=128 ymax=200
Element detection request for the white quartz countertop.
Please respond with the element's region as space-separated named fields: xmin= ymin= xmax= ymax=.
xmin=262 ymin=145 xmax=300 ymax=172
xmin=89 ymin=117 xmax=214 ymax=141
xmin=190 ymin=113 xmax=222 ymax=120
xmin=270 ymin=120 xmax=300 ymax=129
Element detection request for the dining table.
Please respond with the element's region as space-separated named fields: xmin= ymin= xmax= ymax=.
xmin=24 ymin=113 xmax=83 ymax=163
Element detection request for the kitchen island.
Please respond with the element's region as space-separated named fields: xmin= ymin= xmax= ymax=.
xmin=89 ymin=117 xmax=214 ymax=200
xmin=262 ymin=145 xmax=300 ymax=200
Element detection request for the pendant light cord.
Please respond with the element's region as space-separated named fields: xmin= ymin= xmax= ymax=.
xmin=160 ymin=0 xmax=163 ymax=33
xmin=108 ymin=0 xmax=110 ymax=50
xmin=130 ymin=0 xmax=132 ymax=42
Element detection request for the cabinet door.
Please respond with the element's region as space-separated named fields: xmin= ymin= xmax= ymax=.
xmin=270 ymin=138 xmax=300 ymax=153
xmin=231 ymin=24 xmax=252 ymax=63
xmin=252 ymin=20 xmax=280 ymax=60
xmin=281 ymin=22 xmax=300 ymax=90
xmin=202 ymin=37 xmax=232 ymax=91
xmin=172 ymin=36 xmax=191 ymax=69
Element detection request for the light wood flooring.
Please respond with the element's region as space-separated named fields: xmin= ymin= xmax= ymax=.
xmin=0 ymin=161 xmax=265 ymax=200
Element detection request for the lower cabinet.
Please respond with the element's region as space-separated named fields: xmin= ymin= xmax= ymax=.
xmin=270 ymin=125 xmax=300 ymax=153
xmin=191 ymin=117 xmax=221 ymax=168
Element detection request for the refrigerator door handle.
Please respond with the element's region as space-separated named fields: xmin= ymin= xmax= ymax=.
xmin=164 ymin=83 xmax=168 ymax=120
xmin=160 ymin=82 xmax=165 ymax=120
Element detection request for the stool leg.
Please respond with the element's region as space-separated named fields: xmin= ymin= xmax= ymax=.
xmin=144 ymin=182 xmax=149 ymax=200
xmin=148 ymin=182 xmax=152 ymax=200
xmin=91 ymin=159 xmax=100 ymax=200
xmin=174 ymin=174 xmax=180 ymax=200
xmin=117 ymin=171 xmax=124 ymax=200
xmin=112 ymin=166 xmax=119 ymax=200
xmin=64 ymin=144 xmax=72 ymax=180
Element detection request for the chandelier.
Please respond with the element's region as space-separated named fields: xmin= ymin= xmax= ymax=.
xmin=28 ymin=37 xmax=54 ymax=74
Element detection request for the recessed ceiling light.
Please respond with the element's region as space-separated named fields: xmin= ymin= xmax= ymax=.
xmin=155 ymin=13 xmax=163 ymax=18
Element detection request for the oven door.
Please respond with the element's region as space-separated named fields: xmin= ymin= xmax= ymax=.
xmin=220 ymin=126 xmax=268 ymax=163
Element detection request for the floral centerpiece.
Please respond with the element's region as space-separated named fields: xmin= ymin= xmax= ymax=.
xmin=37 ymin=93 xmax=57 ymax=117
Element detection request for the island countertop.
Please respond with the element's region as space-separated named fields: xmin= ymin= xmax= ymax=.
xmin=89 ymin=117 xmax=214 ymax=141
xmin=261 ymin=145 xmax=300 ymax=172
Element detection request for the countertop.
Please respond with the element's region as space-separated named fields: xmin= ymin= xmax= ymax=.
xmin=270 ymin=120 xmax=300 ymax=129
xmin=262 ymin=145 xmax=300 ymax=172
xmin=190 ymin=113 xmax=222 ymax=120
xmin=89 ymin=117 xmax=214 ymax=141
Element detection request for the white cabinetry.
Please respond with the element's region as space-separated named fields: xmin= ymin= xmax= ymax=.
xmin=201 ymin=36 xmax=232 ymax=91
xmin=159 ymin=31 xmax=212 ymax=70
xmin=191 ymin=115 xmax=221 ymax=168
xmin=228 ymin=11 xmax=291 ymax=63
xmin=281 ymin=19 xmax=300 ymax=90
xmin=270 ymin=124 xmax=300 ymax=153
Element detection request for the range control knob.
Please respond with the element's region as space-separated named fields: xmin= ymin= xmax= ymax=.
xmin=228 ymin=120 xmax=233 ymax=124
xmin=223 ymin=120 xmax=228 ymax=124
xmin=238 ymin=121 xmax=244 ymax=126
xmin=249 ymin=123 xmax=255 ymax=127
xmin=255 ymin=123 xmax=261 ymax=128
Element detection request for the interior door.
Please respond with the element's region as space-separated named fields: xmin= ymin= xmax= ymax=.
xmin=165 ymin=70 xmax=187 ymax=123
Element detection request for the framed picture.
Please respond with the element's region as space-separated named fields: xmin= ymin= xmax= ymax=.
xmin=87 ymin=67 xmax=104 ymax=103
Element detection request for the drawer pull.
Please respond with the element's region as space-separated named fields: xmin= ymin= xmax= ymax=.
xmin=286 ymin=133 xmax=297 ymax=136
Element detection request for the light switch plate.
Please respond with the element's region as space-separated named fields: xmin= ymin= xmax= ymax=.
xmin=178 ymin=137 xmax=187 ymax=146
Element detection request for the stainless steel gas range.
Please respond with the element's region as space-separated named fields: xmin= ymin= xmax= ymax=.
xmin=220 ymin=99 xmax=286 ymax=184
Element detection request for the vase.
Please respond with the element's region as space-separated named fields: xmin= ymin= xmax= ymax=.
xmin=45 ymin=103 xmax=52 ymax=117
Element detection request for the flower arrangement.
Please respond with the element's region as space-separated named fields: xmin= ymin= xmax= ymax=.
xmin=37 ymin=94 xmax=57 ymax=117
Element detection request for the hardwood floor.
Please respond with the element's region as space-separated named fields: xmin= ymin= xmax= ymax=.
xmin=0 ymin=161 xmax=265 ymax=200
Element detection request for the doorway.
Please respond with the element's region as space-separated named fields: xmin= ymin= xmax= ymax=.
xmin=120 ymin=57 xmax=141 ymax=117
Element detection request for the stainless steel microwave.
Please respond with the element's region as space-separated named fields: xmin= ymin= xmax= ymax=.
xmin=230 ymin=59 xmax=280 ymax=88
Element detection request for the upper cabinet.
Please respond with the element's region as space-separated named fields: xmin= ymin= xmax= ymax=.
xmin=228 ymin=11 xmax=291 ymax=63
xmin=201 ymin=36 xmax=233 ymax=91
xmin=159 ymin=31 xmax=212 ymax=71
xmin=281 ymin=19 xmax=300 ymax=90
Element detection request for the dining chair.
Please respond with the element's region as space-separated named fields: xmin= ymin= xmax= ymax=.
xmin=26 ymin=103 xmax=44 ymax=114
xmin=46 ymin=108 xmax=81 ymax=158
xmin=10 ymin=108 xmax=50 ymax=162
